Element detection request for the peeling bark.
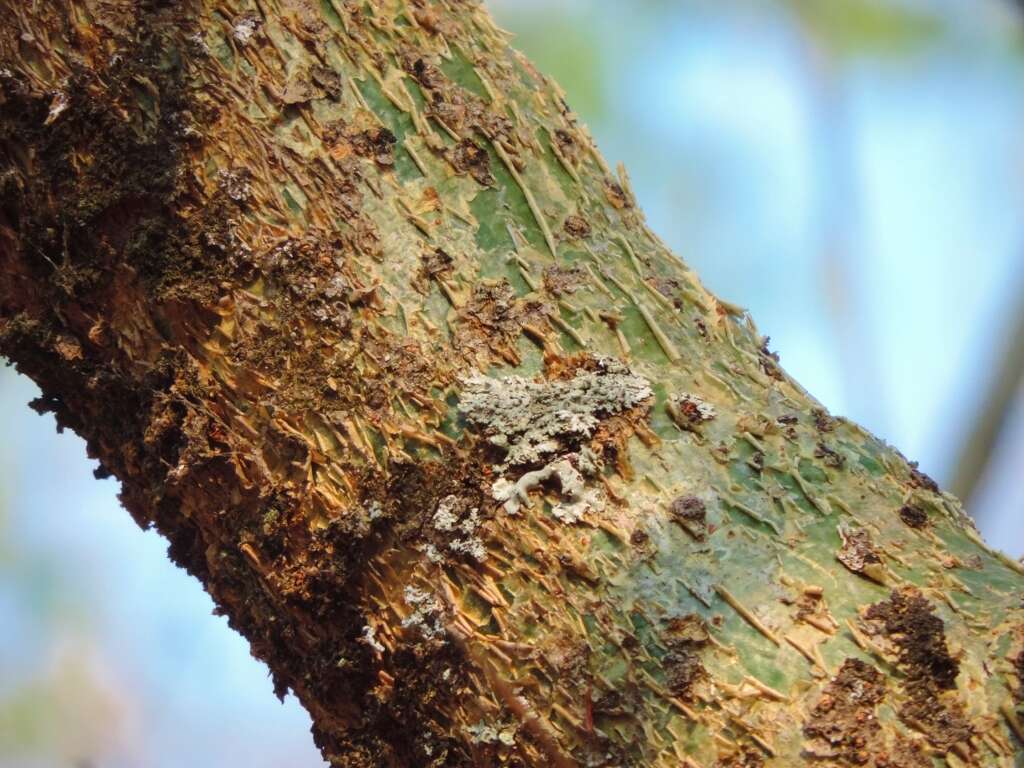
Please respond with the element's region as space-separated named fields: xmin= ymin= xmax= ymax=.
xmin=1 ymin=1 xmax=1023 ymax=766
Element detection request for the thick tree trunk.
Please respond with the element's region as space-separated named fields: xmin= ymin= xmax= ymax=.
xmin=1 ymin=1 xmax=1022 ymax=766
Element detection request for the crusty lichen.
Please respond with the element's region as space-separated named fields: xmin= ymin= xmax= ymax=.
xmin=459 ymin=357 xmax=652 ymax=468
xmin=432 ymin=494 xmax=487 ymax=561
xmin=462 ymin=358 xmax=647 ymax=525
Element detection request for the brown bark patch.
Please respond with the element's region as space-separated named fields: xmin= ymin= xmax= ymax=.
xmin=864 ymin=588 xmax=958 ymax=689
xmin=862 ymin=588 xmax=973 ymax=754
xmin=661 ymin=614 xmax=709 ymax=701
xmin=815 ymin=441 xmax=846 ymax=469
xmin=351 ymin=126 xmax=398 ymax=167
xmin=453 ymin=279 xmax=548 ymax=367
xmin=898 ymin=504 xmax=928 ymax=529
xmin=542 ymin=264 xmax=586 ymax=297
xmin=907 ymin=462 xmax=939 ymax=493
xmin=669 ymin=494 xmax=707 ymax=540
xmin=1015 ymin=650 xmax=1024 ymax=701
xmin=758 ymin=336 xmax=783 ymax=380
xmin=812 ymin=407 xmax=836 ymax=432
xmin=803 ymin=658 xmax=885 ymax=764
xmin=604 ymin=179 xmax=631 ymax=209
xmin=401 ymin=51 xmax=524 ymax=155
xmin=553 ymin=128 xmax=581 ymax=165
xmin=449 ymin=138 xmax=493 ymax=186
xmin=417 ymin=247 xmax=454 ymax=291
xmin=562 ymin=214 xmax=591 ymax=239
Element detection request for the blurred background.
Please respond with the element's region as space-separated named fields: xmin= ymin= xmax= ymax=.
xmin=2 ymin=0 xmax=1024 ymax=765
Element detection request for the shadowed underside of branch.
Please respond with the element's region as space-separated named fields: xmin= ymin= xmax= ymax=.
xmin=1 ymin=1 xmax=1022 ymax=766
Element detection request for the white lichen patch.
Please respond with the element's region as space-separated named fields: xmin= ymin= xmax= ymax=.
xmin=491 ymin=455 xmax=602 ymax=522
xmin=188 ymin=31 xmax=211 ymax=55
xmin=459 ymin=357 xmax=652 ymax=468
xmin=401 ymin=586 xmax=447 ymax=640
xmin=432 ymin=495 xmax=460 ymax=531
xmin=216 ymin=169 xmax=252 ymax=203
xmin=44 ymin=90 xmax=69 ymax=127
xmin=421 ymin=543 xmax=444 ymax=563
xmin=466 ymin=721 xmax=517 ymax=746
xmin=448 ymin=536 xmax=487 ymax=561
xmin=360 ymin=624 xmax=385 ymax=653
xmin=231 ymin=13 xmax=262 ymax=45
xmin=430 ymin=496 xmax=487 ymax=562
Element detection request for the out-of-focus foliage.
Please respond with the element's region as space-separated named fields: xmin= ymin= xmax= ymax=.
xmin=785 ymin=0 xmax=945 ymax=57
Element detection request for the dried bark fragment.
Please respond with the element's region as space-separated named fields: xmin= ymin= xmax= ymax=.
xmin=898 ymin=504 xmax=928 ymax=529
xmin=604 ymin=179 xmax=631 ymax=209
xmin=280 ymin=70 xmax=322 ymax=105
xmin=449 ymin=138 xmax=493 ymax=186
xmin=907 ymin=462 xmax=939 ymax=493
xmin=813 ymin=407 xmax=837 ymax=432
xmin=815 ymin=441 xmax=846 ymax=469
xmin=351 ymin=126 xmax=398 ymax=167
xmin=311 ymin=65 xmax=343 ymax=100
xmin=667 ymin=392 xmax=716 ymax=430
xmin=669 ymin=494 xmax=707 ymax=539
xmin=661 ymin=614 xmax=709 ymax=700
xmin=898 ymin=679 xmax=973 ymax=753
xmin=452 ymin=279 xmax=549 ymax=365
xmin=758 ymin=336 xmax=783 ymax=380
xmin=542 ymin=264 xmax=586 ymax=297
xmin=864 ymin=588 xmax=959 ymax=689
xmin=803 ymin=658 xmax=885 ymax=765
xmin=553 ymin=128 xmax=581 ymax=165
xmin=862 ymin=588 xmax=974 ymax=754
xmin=417 ymin=247 xmax=454 ymax=290
xmin=562 ymin=214 xmax=591 ymax=239
xmin=837 ymin=525 xmax=885 ymax=583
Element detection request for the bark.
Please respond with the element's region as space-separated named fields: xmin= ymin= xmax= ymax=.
xmin=1 ymin=2 xmax=1022 ymax=766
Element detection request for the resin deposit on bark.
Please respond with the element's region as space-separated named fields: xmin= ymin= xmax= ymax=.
xmin=1 ymin=1 xmax=1023 ymax=766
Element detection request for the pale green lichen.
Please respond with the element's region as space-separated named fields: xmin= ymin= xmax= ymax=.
xmin=459 ymin=357 xmax=652 ymax=467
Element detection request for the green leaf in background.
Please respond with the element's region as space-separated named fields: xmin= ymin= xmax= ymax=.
xmin=784 ymin=0 xmax=946 ymax=57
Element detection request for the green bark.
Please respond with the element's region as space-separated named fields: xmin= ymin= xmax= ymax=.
xmin=0 ymin=1 xmax=1022 ymax=766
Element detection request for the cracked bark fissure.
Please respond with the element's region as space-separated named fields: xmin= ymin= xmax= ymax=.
xmin=1 ymin=1 xmax=1022 ymax=766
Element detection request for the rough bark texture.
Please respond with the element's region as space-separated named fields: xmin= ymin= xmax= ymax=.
xmin=1 ymin=2 xmax=1023 ymax=766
